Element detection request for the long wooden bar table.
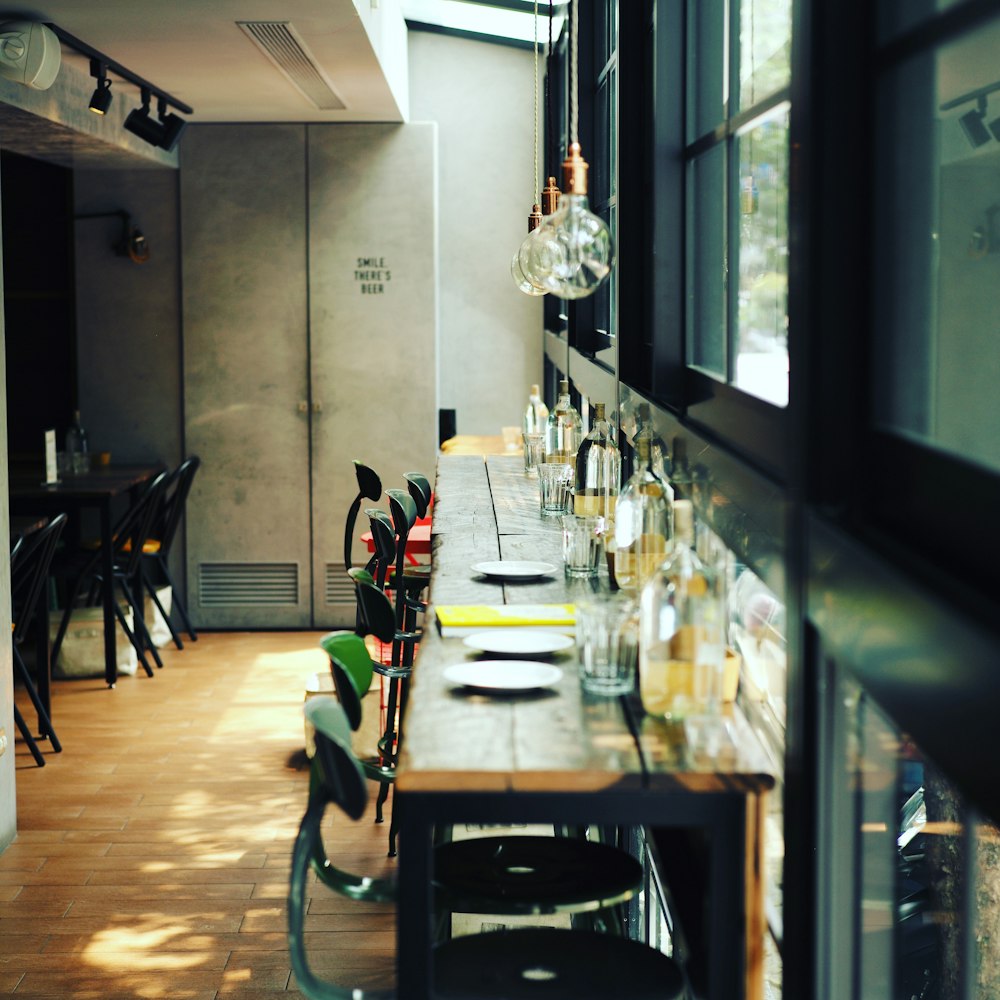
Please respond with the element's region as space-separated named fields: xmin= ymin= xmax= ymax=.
xmin=395 ymin=453 xmax=774 ymax=1000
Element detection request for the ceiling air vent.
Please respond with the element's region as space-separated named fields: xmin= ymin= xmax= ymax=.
xmin=237 ymin=21 xmax=346 ymax=110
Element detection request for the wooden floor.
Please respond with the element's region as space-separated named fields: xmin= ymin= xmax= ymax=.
xmin=1 ymin=631 xmax=398 ymax=998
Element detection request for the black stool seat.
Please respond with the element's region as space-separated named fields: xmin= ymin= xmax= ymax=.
xmin=434 ymin=835 xmax=642 ymax=914
xmin=434 ymin=928 xmax=685 ymax=999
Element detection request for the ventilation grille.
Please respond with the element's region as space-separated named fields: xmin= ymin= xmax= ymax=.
xmin=200 ymin=562 xmax=299 ymax=607
xmin=237 ymin=21 xmax=346 ymax=110
xmin=326 ymin=566 xmax=356 ymax=606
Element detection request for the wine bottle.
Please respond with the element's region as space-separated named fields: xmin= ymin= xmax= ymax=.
xmin=543 ymin=379 xmax=582 ymax=465
xmin=574 ymin=402 xmax=621 ymax=518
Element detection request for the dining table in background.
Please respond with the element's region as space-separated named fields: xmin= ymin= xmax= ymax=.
xmin=395 ymin=453 xmax=775 ymax=1000
xmin=9 ymin=462 xmax=165 ymax=688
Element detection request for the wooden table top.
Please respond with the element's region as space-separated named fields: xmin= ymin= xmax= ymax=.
xmin=397 ymin=453 xmax=774 ymax=795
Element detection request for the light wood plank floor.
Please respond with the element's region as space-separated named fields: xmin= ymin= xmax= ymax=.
xmin=2 ymin=632 xmax=398 ymax=998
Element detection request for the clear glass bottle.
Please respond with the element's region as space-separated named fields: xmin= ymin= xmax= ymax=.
xmin=544 ymin=379 xmax=582 ymax=464
xmin=65 ymin=410 xmax=89 ymax=473
xmin=638 ymin=499 xmax=726 ymax=720
xmin=574 ymin=402 xmax=621 ymax=518
xmin=613 ymin=431 xmax=672 ymax=593
xmin=523 ymin=384 xmax=549 ymax=437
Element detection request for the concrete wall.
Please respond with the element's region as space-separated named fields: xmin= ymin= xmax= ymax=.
xmin=408 ymin=32 xmax=544 ymax=436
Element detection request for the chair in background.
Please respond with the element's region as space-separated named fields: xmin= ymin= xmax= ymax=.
xmin=10 ymin=513 xmax=67 ymax=767
xmin=343 ymin=460 xmax=382 ymax=574
xmin=140 ymin=455 xmax=201 ymax=649
xmin=288 ymin=696 xmax=686 ymax=1000
xmin=51 ymin=471 xmax=170 ymax=679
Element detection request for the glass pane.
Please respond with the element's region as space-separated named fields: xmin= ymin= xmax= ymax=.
xmin=734 ymin=105 xmax=789 ymax=407
xmin=687 ymin=146 xmax=727 ymax=377
xmin=874 ymin=18 xmax=1000 ymax=474
xmin=877 ymin=0 xmax=964 ymax=44
xmin=738 ymin=0 xmax=792 ymax=111
xmin=686 ymin=0 xmax=726 ymax=143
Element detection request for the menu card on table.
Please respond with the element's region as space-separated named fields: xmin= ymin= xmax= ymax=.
xmin=436 ymin=603 xmax=576 ymax=637
xmin=43 ymin=428 xmax=59 ymax=484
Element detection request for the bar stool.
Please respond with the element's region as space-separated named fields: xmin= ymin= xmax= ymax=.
xmin=288 ymin=697 xmax=685 ymax=1000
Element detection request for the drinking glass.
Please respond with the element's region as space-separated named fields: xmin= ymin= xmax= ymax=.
xmin=576 ymin=593 xmax=638 ymax=695
xmin=537 ymin=462 xmax=574 ymax=516
xmin=562 ymin=514 xmax=605 ymax=577
xmin=523 ymin=432 xmax=544 ymax=476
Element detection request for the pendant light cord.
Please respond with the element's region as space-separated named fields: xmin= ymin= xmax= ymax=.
xmin=570 ymin=0 xmax=579 ymax=145
xmin=545 ymin=4 xmax=553 ymax=173
xmin=533 ymin=0 xmax=539 ymax=203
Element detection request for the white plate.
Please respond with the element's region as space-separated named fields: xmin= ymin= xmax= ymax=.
xmin=462 ymin=630 xmax=575 ymax=657
xmin=470 ymin=560 xmax=557 ymax=580
xmin=443 ymin=659 xmax=563 ymax=691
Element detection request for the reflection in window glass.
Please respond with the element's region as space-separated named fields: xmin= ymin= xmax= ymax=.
xmin=874 ymin=19 xmax=1000 ymax=474
xmin=838 ymin=687 xmax=1000 ymax=998
xmin=687 ymin=146 xmax=727 ymax=378
xmin=738 ymin=0 xmax=792 ymax=111
xmin=686 ymin=0 xmax=726 ymax=143
xmin=736 ymin=106 xmax=790 ymax=407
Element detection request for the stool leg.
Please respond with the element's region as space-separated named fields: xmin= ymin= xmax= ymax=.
xmin=12 ymin=646 xmax=61 ymax=751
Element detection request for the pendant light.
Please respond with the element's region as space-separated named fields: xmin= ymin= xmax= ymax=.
xmin=511 ymin=1 xmax=548 ymax=296
xmin=521 ymin=0 xmax=614 ymax=300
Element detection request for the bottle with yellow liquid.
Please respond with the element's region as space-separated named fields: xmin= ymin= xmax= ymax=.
xmin=638 ymin=499 xmax=725 ymax=719
xmin=544 ymin=379 xmax=583 ymax=464
xmin=613 ymin=429 xmax=672 ymax=593
xmin=574 ymin=402 xmax=621 ymax=519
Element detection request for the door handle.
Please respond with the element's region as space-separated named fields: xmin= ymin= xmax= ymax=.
xmin=312 ymin=401 xmax=323 ymax=413
xmin=297 ymin=400 xmax=308 ymax=413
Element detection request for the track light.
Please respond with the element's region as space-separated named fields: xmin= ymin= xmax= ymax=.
xmin=960 ymin=97 xmax=991 ymax=148
xmin=123 ymin=87 xmax=163 ymax=144
xmin=88 ymin=58 xmax=111 ymax=115
xmin=156 ymin=98 xmax=187 ymax=152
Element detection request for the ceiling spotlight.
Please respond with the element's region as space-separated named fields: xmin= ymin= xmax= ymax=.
xmin=123 ymin=87 xmax=165 ymax=146
xmin=156 ymin=98 xmax=187 ymax=152
xmin=88 ymin=58 xmax=111 ymax=115
xmin=960 ymin=97 xmax=991 ymax=148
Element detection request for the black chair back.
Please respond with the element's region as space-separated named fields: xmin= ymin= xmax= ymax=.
xmin=11 ymin=513 xmax=67 ymax=647
xmin=363 ymin=508 xmax=396 ymax=590
xmin=155 ymin=456 xmax=201 ymax=559
xmin=344 ymin=461 xmax=381 ymax=572
xmin=306 ymin=698 xmax=368 ymax=821
xmin=116 ymin=472 xmax=171 ymax=579
xmin=349 ymin=573 xmax=397 ymax=645
xmin=403 ymin=471 xmax=431 ymax=519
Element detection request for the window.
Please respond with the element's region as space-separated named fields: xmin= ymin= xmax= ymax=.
xmin=686 ymin=0 xmax=792 ymax=407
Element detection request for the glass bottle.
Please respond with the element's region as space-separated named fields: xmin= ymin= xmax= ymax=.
xmin=523 ymin=384 xmax=549 ymax=437
xmin=638 ymin=499 xmax=725 ymax=720
xmin=613 ymin=431 xmax=672 ymax=593
xmin=574 ymin=402 xmax=621 ymax=518
xmin=544 ymin=379 xmax=582 ymax=464
xmin=65 ymin=410 xmax=89 ymax=473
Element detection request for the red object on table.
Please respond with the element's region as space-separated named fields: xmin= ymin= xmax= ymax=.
xmin=361 ymin=523 xmax=431 ymax=565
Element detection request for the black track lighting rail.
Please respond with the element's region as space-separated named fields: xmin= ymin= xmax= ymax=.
xmin=45 ymin=21 xmax=194 ymax=115
xmin=939 ymin=78 xmax=1000 ymax=113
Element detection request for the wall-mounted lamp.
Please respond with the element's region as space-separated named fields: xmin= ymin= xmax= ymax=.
xmin=88 ymin=58 xmax=112 ymax=115
xmin=959 ymin=96 xmax=991 ymax=148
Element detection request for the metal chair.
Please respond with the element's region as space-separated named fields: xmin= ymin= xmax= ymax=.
xmin=51 ymin=471 xmax=170 ymax=678
xmin=344 ymin=460 xmax=382 ymax=573
xmin=10 ymin=513 xmax=67 ymax=766
xmin=288 ymin=697 xmax=685 ymax=1000
xmin=140 ymin=455 xmax=201 ymax=648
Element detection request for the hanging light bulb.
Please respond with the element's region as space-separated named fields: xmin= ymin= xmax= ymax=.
xmin=512 ymin=203 xmax=548 ymax=296
xmin=528 ymin=146 xmax=613 ymax=299
xmin=517 ymin=177 xmax=561 ymax=293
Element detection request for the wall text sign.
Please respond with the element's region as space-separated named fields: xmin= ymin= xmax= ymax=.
xmin=355 ymin=256 xmax=391 ymax=294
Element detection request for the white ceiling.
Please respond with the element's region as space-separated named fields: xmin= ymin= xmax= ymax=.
xmin=8 ymin=0 xmax=409 ymax=123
